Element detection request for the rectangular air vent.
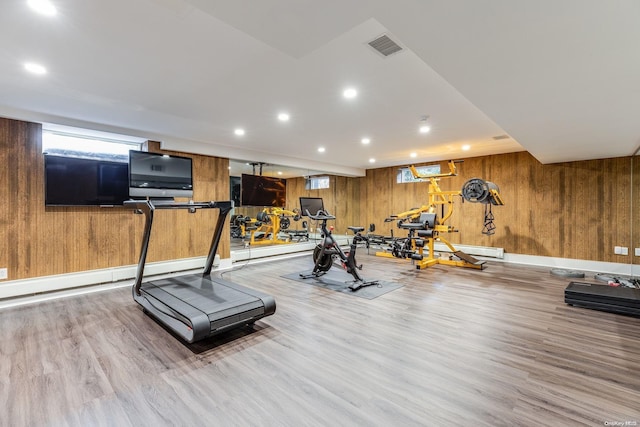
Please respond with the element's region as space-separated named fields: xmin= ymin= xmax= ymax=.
xmin=368 ymin=34 xmax=403 ymax=57
xmin=492 ymin=134 xmax=510 ymax=140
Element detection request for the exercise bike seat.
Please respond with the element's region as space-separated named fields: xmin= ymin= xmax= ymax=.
xmin=347 ymin=226 xmax=365 ymax=233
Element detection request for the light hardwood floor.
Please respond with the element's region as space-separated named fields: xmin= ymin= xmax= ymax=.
xmin=1 ymin=254 xmax=639 ymax=426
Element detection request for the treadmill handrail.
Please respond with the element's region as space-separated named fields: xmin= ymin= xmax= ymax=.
xmin=124 ymin=199 xmax=233 ymax=295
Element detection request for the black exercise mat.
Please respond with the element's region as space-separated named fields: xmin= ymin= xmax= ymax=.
xmin=282 ymin=269 xmax=403 ymax=299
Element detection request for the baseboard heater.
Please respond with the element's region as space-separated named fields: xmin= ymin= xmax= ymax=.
xmin=565 ymin=282 xmax=640 ymax=317
xmin=433 ymin=243 xmax=504 ymax=259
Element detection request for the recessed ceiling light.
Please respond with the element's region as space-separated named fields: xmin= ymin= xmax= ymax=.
xmin=277 ymin=171 xmax=283 ymax=175
xmin=277 ymin=112 xmax=290 ymax=122
xmin=369 ymin=158 xmax=376 ymax=163
xmin=28 ymin=0 xmax=57 ymax=16
xmin=343 ymin=88 xmax=357 ymax=99
xmin=418 ymin=115 xmax=430 ymax=134
xmin=318 ymin=147 xmax=325 ymax=153
xmin=410 ymin=152 xmax=417 ymax=158
xmin=462 ymin=144 xmax=471 ymax=151
xmin=234 ymin=128 xmax=245 ymax=136
xmin=361 ymin=137 xmax=371 ymax=145
xmin=24 ymin=62 xmax=47 ymax=75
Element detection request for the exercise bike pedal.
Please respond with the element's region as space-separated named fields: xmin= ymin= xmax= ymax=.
xmin=348 ymin=283 xmax=363 ymax=291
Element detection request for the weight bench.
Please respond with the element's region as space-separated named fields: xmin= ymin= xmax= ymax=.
xmin=285 ymin=229 xmax=309 ymax=242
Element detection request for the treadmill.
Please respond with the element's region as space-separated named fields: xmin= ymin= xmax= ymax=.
xmin=125 ymin=199 xmax=276 ymax=343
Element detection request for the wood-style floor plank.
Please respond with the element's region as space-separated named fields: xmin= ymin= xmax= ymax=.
xmin=1 ymin=253 xmax=639 ymax=426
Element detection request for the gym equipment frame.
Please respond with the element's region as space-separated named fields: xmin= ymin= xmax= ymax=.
xmin=247 ymin=207 xmax=303 ymax=245
xmin=125 ymin=199 xmax=276 ymax=343
xmin=396 ymin=160 xmax=503 ymax=270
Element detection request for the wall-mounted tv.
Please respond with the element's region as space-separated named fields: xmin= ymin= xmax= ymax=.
xmin=44 ymin=154 xmax=129 ymax=206
xmin=129 ymin=150 xmax=193 ymax=199
xmin=241 ymin=174 xmax=286 ymax=207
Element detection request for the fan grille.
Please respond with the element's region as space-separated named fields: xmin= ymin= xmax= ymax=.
xmin=368 ymin=34 xmax=402 ymax=57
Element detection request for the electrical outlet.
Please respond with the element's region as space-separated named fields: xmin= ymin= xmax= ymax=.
xmin=614 ymin=246 xmax=622 ymax=255
xmin=621 ymin=247 xmax=629 ymax=256
xmin=635 ymin=248 xmax=640 ymax=257
xmin=0 ymin=268 xmax=7 ymax=280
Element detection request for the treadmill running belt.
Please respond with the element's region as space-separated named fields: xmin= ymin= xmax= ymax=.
xmin=138 ymin=274 xmax=275 ymax=343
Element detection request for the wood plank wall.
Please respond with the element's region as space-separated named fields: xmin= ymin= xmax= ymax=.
xmin=288 ymin=152 xmax=633 ymax=263
xmin=1 ymin=114 xmax=635 ymax=283
xmin=0 ymin=118 xmax=229 ymax=282
xmin=633 ymin=154 xmax=640 ymax=259
xmin=284 ymin=175 xmax=362 ymax=234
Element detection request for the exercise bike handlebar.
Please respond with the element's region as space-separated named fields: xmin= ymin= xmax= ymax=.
xmin=305 ymin=209 xmax=336 ymax=221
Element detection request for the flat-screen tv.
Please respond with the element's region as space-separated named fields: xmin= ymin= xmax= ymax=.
xmin=299 ymin=197 xmax=324 ymax=216
xmin=241 ymin=174 xmax=286 ymax=207
xmin=44 ymin=154 xmax=129 ymax=206
xmin=129 ymin=150 xmax=193 ymax=198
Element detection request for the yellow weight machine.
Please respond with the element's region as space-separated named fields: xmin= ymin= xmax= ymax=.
xmin=383 ymin=160 xmax=504 ymax=270
xmin=247 ymin=207 xmax=303 ymax=246
xmin=374 ymin=205 xmax=430 ymax=258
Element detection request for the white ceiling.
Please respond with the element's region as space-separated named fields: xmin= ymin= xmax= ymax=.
xmin=2 ymin=0 xmax=639 ymax=177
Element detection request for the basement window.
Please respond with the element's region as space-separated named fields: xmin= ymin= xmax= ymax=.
xmin=305 ymin=176 xmax=330 ymax=190
xmin=42 ymin=127 xmax=144 ymax=162
xmin=397 ymin=164 xmax=441 ymax=183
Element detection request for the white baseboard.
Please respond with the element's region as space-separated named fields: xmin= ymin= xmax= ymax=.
xmin=433 ymin=242 xmax=504 ymax=259
xmin=2 ymin=243 xmax=637 ymax=306
xmin=231 ymin=241 xmax=317 ymax=262
xmin=496 ymin=253 xmax=640 ymax=277
xmin=0 ymin=255 xmax=224 ymax=301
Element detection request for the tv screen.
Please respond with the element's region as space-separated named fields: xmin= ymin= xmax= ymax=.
xmin=299 ymin=197 xmax=324 ymax=216
xmin=241 ymin=174 xmax=286 ymax=207
xmin=129 ymin=150 xmax=193 ymax=199
xmin=44 ymin=155 xmax=129 ymax=206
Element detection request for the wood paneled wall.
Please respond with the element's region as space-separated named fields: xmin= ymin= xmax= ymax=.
xmin=0 ymin=118 xmax=230 ymax=282
xmin=632 ymin=154 xmax=640 ymax=263
xmin=287 ymin=152 xmax=633 ymax=263
xmin=372 ymin=152 xmax=633 ymax=262
xmin=285 ymin=175 xmax=363 ymax=234
xmin=1 ymin=114 xmax=635 ymax=283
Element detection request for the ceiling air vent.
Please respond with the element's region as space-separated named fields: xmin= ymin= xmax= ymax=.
xmin=492 ymin=134 xmax=510 ymax=140
xmin=368 ymin=34 xmax=403 ymax=57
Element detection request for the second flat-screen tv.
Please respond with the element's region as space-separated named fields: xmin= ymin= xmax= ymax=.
xmin=44 ymin=154 xmax=129 ymax=206
xmin=129 ymin=150 xmax=193 ymax=198
xmin=241 ymin=174 xmax=286 ymax=207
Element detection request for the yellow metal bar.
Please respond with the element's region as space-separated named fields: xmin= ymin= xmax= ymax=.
xmin=490 ymin=189 xmax=505 ymax=206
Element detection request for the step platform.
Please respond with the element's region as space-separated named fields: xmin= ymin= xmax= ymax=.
xmin=565 ymin=281 xmax=640 ymax=317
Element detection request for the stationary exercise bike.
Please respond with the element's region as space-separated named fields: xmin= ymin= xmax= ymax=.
xmin=300 ymin=209 xmax=379 ymax=291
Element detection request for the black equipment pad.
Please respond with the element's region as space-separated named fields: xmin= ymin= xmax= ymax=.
xmin=282 ymin=270 xmax=402 ymax=300
xmin=565 ymin=281 xmax=640 ymax=317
